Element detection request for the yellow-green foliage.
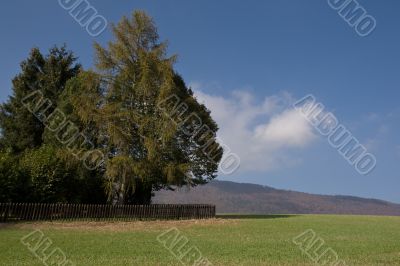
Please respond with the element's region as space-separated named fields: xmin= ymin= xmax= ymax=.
xmin=66 ymin=11 xmax=222 ymax=204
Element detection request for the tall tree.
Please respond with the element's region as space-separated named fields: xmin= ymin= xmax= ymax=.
xmin=67 ymin=11 xmax=223 ymax=204
xmin=0 ymin=46 xmax=107 ymax=204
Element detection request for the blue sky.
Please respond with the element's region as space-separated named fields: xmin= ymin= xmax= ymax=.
xmin=1 ymin=0 xmax=399 ymax=202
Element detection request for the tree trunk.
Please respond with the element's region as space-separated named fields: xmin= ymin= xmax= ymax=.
xmin=125 ymin=180 xmax=153 ymax=205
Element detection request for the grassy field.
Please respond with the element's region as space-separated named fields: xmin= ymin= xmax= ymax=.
xmin=1 ymin=214 xmax=400 ymax=265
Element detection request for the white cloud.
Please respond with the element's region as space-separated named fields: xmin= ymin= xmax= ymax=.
xmin=254 ymin=109 xmax=315 ymax=148
xmin=193 ymin=86 xmax=317 ymax=174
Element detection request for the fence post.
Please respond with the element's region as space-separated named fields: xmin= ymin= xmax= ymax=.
xmin=4 ymin=203 xmax=10 ymax=222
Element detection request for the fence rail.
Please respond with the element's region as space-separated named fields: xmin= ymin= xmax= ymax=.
xmin=0 ymin=203 xmax=215 ymax=222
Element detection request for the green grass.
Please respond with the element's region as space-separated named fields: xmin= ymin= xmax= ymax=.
xmin=1 ymin=215 xmax=400 ymax=265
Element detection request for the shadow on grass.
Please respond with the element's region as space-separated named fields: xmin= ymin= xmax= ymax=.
xmin=216 ymin=214 xmax=299 ymax=219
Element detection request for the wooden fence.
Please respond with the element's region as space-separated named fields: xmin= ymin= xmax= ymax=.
xmin=0 ymin=203 xmax=215 ymax=222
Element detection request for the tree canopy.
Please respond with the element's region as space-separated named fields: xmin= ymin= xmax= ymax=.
xmin=0 ymin=11 xmax=222 ymax=204
xmin=0 ymin=46 xmax=105 ymax=204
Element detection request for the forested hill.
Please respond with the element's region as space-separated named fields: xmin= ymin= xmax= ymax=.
xmin=154 ymin=180 xmax=400 ymax=216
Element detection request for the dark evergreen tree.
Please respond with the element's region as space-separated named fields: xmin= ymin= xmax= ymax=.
xmin=0 ymin=46 xmax=80 ymax=153
xmin=0 ymin=46 xmax=107 ymax=203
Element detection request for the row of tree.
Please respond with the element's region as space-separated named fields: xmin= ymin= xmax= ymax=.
xmin=0 ymin=11 xmax=222 ymax=204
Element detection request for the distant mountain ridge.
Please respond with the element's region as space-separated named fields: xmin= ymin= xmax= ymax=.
xmin=154 ymin=180 xmax=400 ymax=216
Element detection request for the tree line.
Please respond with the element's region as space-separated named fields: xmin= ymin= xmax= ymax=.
xmin=0 ymin=11 xmax=222 ymax=204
